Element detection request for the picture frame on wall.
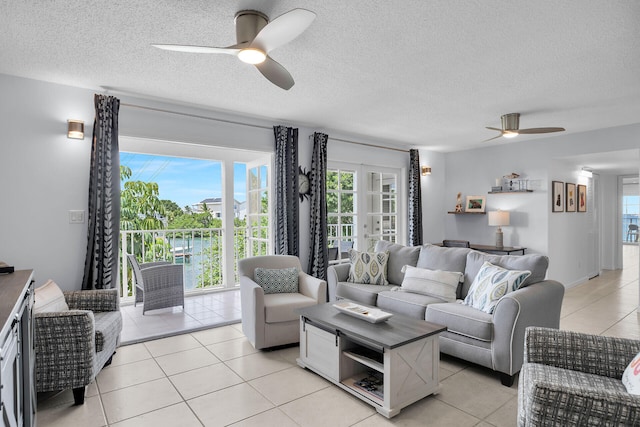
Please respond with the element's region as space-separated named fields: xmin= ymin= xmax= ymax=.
xmin=578 ymin=184 xmax=587 ymax=212
xmin=465 ymin=195 xmax=486 ymax=213
xmin=552 ymin=181 xmax=565 ymax=212
xmin=566 ymin=182 xmax=576 ymax=212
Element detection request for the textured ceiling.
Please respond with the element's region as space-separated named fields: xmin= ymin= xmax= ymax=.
xmin=1 ymin=1 xmax=639 ymax=152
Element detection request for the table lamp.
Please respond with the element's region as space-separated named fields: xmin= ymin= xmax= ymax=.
xmin=488 ymin=210 xmax=510 ymax=249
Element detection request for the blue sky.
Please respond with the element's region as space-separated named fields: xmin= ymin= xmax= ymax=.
xmin=120 ymin=152 xmax=247 ymax=209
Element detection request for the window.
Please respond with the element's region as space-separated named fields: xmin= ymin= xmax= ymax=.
xmin=327 ymin=162 xmax=403 ymax=259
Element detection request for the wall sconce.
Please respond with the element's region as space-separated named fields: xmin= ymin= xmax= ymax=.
xmin=421 ymin=166 xmax=432 ymax=176
xmin=581 ymin=167 xmax=593 ymax=178
xmin=67 ymin=119 xmax=84 ymax=140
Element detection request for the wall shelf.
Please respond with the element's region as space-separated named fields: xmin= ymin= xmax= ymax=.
xmin=488 ymin=190 xmax=534 ymax=194
xmin=447 ymin=211 xmax=486 ymax=215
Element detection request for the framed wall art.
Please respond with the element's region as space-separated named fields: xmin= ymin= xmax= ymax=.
xmin=566 ymin=182 xmax=576 ymax=212
xmin=578 ymin=184 xmax=587 ymax=212
xmin=465 ymin=195 xmax=486 ymax=213
xmin=552 ymin=181 xmax=564 ymax=212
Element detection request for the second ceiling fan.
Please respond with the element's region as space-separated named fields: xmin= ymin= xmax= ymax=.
xmin=484 ymin=113 xmax=565 ymax=142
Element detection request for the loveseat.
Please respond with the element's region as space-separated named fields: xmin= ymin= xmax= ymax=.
xmin=327 ymin=241 xmax=565 ymax=386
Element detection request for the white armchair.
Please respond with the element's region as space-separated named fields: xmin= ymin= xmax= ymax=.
xmin=239 ymin=255 xmax=327 ymax=350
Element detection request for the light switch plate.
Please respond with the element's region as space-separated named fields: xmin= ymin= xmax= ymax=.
xmin=69 ymin=210 xmax=85 ymax=224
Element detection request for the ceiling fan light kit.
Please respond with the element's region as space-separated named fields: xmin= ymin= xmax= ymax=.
xmin=153 ymin=8 xmax=316 ymax=90
xmin=483 ymin=112 xmax=566 ymax=142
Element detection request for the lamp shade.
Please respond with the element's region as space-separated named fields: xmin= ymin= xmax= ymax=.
xmin=488 ymin=210 xmax=510 ymax=227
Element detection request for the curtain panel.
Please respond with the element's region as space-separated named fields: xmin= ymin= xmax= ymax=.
xmin=82 ymin=94 xmax=121 ymax=290
xmin=408 ymin=149 xmax=423 ymax=246
xmin=308 ymin=132 xmax=329 ymax=281
xmin=273 ymin=126 xmax=299 ymax=256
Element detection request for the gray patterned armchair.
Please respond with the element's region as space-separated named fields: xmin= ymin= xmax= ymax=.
xmin=518 ymin=327 xmax=640 ymax=426
xmin=35 ymin=289 xmax=122 ymax=405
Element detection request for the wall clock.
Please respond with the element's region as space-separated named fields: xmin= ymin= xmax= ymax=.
xmin=299 ymin=166 xmax=311 ymax=202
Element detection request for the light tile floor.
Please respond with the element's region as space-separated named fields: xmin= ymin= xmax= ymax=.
xmin=120 ymin=289 xmax=242 ymax=344
xmin=37 ymin=245 xmax=639 ymax=427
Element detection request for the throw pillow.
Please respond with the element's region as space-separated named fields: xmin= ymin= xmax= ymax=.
xmin=400 ymin=265 xmax=463 ymax=303
xmin=463 ymin=261 xmax=531 ymax=314
xmin=347 ymin=249 xmax=389 ymax=285
xmin=255 ymin=267 xmax=299 ymax=294
xmin=623 ymin=351 xmax=640 ymax=395
xmin=33 ymin=279 xmax=69 ymax=313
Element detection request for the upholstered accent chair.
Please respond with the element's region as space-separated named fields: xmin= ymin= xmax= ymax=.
xmin=518 ymin=327 xmax=640 ymax=426
xmin=127 ymin=254 xmax=184 ymax=314
xmin=35 ymin=289 xmax=122 ymax=405
xmin=239 ymin=255 xmax=327 ymax=350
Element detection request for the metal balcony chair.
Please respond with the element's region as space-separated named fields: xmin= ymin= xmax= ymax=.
xmin=627 ymin=224 xmax=639 ymax=242
xmin=127 ymin=254 xmax=184 ymax=314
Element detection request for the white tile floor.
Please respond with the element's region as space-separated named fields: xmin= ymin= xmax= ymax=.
xmin=37 ymin=245 xmax=639 ymax=427
xmin=119 ymin=289 xmax=242 ymax=345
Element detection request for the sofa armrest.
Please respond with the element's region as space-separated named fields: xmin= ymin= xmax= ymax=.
xmin=522 ymin=367 xmax=640 ymax=425
xmin=34 ymin=311 xmax=96 ymax=388
xmin=63 ymin=288 xmax=120 ymax=312
xmin=327 ymin=263 xmax=351 ymax=302
xmin=299 ymin=272 xmax=327 ymax=303
xmin=524 ymin=327 xmax=640 ymax=379
xmin=491 ymin=280 xmax=565 ymax=375
xmin=240 ymin=276 xmax=265 ymax=348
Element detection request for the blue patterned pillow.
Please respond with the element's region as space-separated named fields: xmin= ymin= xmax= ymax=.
xmin=347 ymin=249 xmax=389 ymax=285
xmin=463 ymin=261 xmax=531 ymax=314
xmin=255 ymin=267 xmax=299 ymax=294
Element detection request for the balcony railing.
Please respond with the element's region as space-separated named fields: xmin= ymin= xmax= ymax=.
xmin=120 ymin=227 xmax=247 ymax=305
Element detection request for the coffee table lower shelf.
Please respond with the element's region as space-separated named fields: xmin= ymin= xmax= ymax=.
xmin=296 ymin=316 xmax=444 ymax=418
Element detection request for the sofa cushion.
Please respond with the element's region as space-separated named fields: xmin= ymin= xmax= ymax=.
xmin=374 ymin=241 xmax=421 ymax=285
xmin=377 ymin=290 xmax=443 ymax=320
xmin=462 ymin=251 xmax=548 ymax=297
xmin=255 ymin=267 xmax=299 ymax=294
xmin=264 ymin=293 xmax=318 ymax=323
xmin=463 ymin=262 xmax=531 ymax=314
xmin=347 ymin=249 xmax=389 ymax=285
xmin=34 ymin=280 xmax=70 ymax=313
xmin=425 ymin=302 xmax=493 ymax=342
xmin=93 ymin=311 xmax=122 ymax=353
xmin=400 ymin=266 xmax=463 ymax=303
xmin=336 ymin=282 xmax=395 ymax=306
xmin=417 ymin=245 xmax=471 ymax=298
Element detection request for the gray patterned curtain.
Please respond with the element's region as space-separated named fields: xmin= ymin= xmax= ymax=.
xmin=82 ymin=94 xmax=121 ymax=290
xmin=308 ymin=132 xmax=329 ymax=281
xmin=408 ymin=149 xmax=423 ymax=246
xmin=273 ymin=126 xmax=299 ymax=256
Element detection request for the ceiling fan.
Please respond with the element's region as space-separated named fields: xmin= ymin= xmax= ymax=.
xmin=484 ymin=113 xmax=565 ymax=142
xmin=152 ymin=8 xmax=316 ymax=90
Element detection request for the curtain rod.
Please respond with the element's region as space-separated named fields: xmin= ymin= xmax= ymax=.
xmin=121 ymin=102 xmax=409 ymax=153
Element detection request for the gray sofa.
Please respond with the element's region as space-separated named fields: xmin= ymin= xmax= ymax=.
xmin=327 ymin=241 xmax=565 ymax=386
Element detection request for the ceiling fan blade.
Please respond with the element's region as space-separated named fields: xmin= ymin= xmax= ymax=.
xmin=152 ymin=44 xmax=240 ymax=55
xmin=250 ymin=8 xmax=316 ymax=53
xmin=255 ymin=56 xmax=295 ymax=90
xmin=517 ymin=127 xmax=566 ymax=134
xmin=483 ymin=134 xmax=504 ymax=142
xmin=485 ymin=127 xmax=503 ymax=132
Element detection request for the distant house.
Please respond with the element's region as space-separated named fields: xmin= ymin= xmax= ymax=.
xmin=193 ymin=198 xmax=245 ymax=219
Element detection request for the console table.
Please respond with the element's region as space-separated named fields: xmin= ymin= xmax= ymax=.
xmin=469 ymin=244 xmax=526 ymax=255
xmin=296 ymin=303 xmax=446 ymax=418
xmin=0 ymin=270 xmax=36 ymax=427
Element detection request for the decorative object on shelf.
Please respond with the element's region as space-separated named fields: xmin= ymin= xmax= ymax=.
xmin=455 ymin=192 xmax=463 ymax=212
xmin=566 ymin=183 xmax=576 ymax=212
xmin=552 ymin=181 xmax=565 ymax=212
xmin=421 ymin=166 xmax=432 ymax=176
xmin=465 ymin=195 xmax=486 ymax=213
xmin=488 ymin=210 xmax=510 ymax=249
xmin=298 ymin=165 xmax=311 ymax=201
xmin=578 ymin=184 xmax=587 ymax=212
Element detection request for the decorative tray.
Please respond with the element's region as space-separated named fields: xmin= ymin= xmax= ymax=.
xmin=333 ymin=301 xmax=393 ymax=323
